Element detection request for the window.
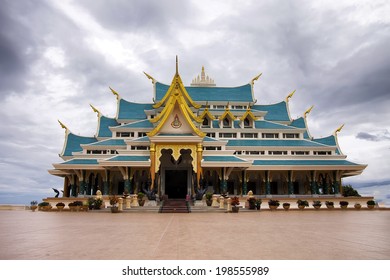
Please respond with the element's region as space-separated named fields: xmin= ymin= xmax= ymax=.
xmin=206 ymin=133 xmax=216 ymax=138
xmin=283 ymin=133 xmax=300 ymax=139
xmin=204 ymin=146 xmax=222 ymax=150
xmin=244 ymin=117 xmax=251 ymax=128
xmin=131 ymin=146 xmax=149 ymax=150
xmin=241 ymin=133 xmax=258 ymax=138
xmin=244 ymin=151 xmax=264 ymax=155
xmin=219 ymin=133 xmax=237 ymax=138
xmin=202 ymin=118 xmax=210 ymax=127
xmin=292 ymin=151 xmax=309 ymax=155
xmin=223 ymin=117 xmax=230 ymax=128
xmin=268 ymin=151 xmax=287 ymax=155
xmin=214 ymin=105 xmax=225 ymax=109
xmin=116 ymin=132 xmax=134 ymax=137
xmin=234 ymin=151 xmax=242 ymax=155
xmin=138 ymin=132 xmax=147 ymax=137
xmin=262 ymin=133 xmax=279 ymax=138
xmin=314 ymin=151 xmax=331 ymax=155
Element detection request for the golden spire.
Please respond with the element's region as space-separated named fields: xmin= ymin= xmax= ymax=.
xmin=90 ymin=104 xmax=100 ymax=116
xmin=286 ymin=90 xmax=296 ymax=102
xmin=58 ymin=120 xmax=68 ymax=131
xmin=176 ymin=55 xmax=178 ymax=75
xmin=109 ymin=87 xmax=120 ymax=100
xmin=251 ymin=73 xmax=262 ymax=86
xmin=334 ymin=124 xmax=345 ymax=135
xmin=304 ymin=105 xmax=314 ymax=118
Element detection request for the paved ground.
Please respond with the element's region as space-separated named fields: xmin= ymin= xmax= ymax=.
xmin=0 ymin=210 xmax=389 ymax=260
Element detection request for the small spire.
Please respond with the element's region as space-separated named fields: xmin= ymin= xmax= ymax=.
xmin=90 ymin=104 xmax=100 ymax=116
xmin=58 ymin=120 xmax=68 ymax=131
xmin=304 ymin=105 xmax=314 ymax=118
xmin=334 ymin=124 xmax=345 ymax=135
xmin=286 ymin=90 xmax=296 ymax=102
xmin=109 ymin=87 xmax=120 ymax=100
xmin=176 ymin=55 xmax=178 ymax=75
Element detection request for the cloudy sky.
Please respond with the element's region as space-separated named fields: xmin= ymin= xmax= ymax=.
xmin=0 ymin=0 xmax=389 ymax=205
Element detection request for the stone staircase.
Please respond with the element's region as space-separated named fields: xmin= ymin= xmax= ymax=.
xmin=159 ymin=199 xmax=190 ymax=213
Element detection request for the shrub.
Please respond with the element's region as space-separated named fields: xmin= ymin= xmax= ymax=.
xmin=339 ymin=201 xmax=349 ymax=206
xmin=313 ymin=201 xmax=322 ymax=207
xmin=109 ymin=196 xmax=119 ymax=206
xmin=283 ymin=202 xmax=290 ymax=207
xmin=138 ymin=192 xmax=145 ymax=200
xmin=205 ymin=192 xmax=213 ymax=201
xmin=231 ymin=196 xmax=240 ymax=206
xmin=367 ymin=200 xmax=376 ymax=206
xmin=325 ymin=201 xmax=334 ymax=206
xmin=268 ymin=200 xmax=280 ymax=207
xmin=30 ymin=201 xmax=38 ymax=206
xmin=255 ymin=199 xmax=262 ymax=207
xmin=297 ymin=200 xmax=309 ymax=207
xmin=73 ymin=201 xmax=83 ymax=206
xmin=94 ymin=198 xmax=103 ymax=209
xmin=56 ymin=202 xmax=65 ymax=207
xmin=38 ymin=202 xmax=49 ymax=207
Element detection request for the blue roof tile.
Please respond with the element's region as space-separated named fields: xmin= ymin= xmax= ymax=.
xmin=156 ymin=82 xmax=253 ymax=102
xmin=255 ymin=120 xmax=297 ymax=130
xmin=203 ymin=156 xmax=246 ymax=162
xmin=97 ymin=116 xmax=118 ymax=138
xmin=88 ymin=139 xmax=126 ymax=146
xmin=63 ymin=133 xmax=97 ymax=156
xmin=121 ymin=120 xmax=154 ymax=128
xmin=106 ymin=156 xmax=150 ymax=162
xmin=61 ymin=159 xmax=99 ymax=165
xmin=253 ymin=160 xmax=358 ymax=166
xmin=117 ymin=99 xmax=153 ymax=121
xmin=252 ymin=101 xmax=290 ymax=122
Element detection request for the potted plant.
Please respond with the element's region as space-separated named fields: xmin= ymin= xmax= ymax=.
xmin=297 ymin=200 xmax=309 ymax=210
xmin=109 ymin=196 xmax=119 ymax=213
xmin=231 ymin=196 xmax=240 ymax=213
xmin=325 ymin=201 xmax=334 ymax=209
xmin=205 ymin=192 xmax=213 ymax=206
xmin=56 ymin=202 xmax=65 ymax=211
xmin=354 ymin=203 xmax=361 ymax=210
xmin=312 ymin=200 xmax=322 ymax=210
xmin=367 ymin=200 xmax=376 ymax=209
xmin=247 ymin=197 xmax=257 ymax=210
xmin=255 ymin=199 xmax=262 ymax=210
xmin=38 ymin=201 xmax=51 ymax=211
xmin=94 ymin=198 xmax=103 ymax=210
xmin=339 ymin=201 xmax=349 ymax=209
xmin=282 ymin=202 xmax=290 ymax=210
xmin=73 ymin=200 xmax=83 ymax=212
xmin=88 ymin=197 xmax=96 ymax=210
xmin=68 ymin=202 xmax=76 ymax=211
xmin=30 ymin=201 xmax=38 ymax=212
xmin=268 ymin=200 xmax=280 ymax=210
xmin=138 ymin=192 xmax=145 ymax=206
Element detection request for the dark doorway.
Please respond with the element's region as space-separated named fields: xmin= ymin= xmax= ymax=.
xmin=165 ymin=170 xmax=187 ymax=199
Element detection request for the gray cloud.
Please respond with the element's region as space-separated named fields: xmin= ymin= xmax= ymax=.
xmin=356 ymin=130 xmax=390 ymax=141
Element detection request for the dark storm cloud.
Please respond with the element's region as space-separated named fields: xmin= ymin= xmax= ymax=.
xmin=356 ymin=130 xmax=390 ymax=141
xmin=77 ymin=0 xmax=192 ymax=34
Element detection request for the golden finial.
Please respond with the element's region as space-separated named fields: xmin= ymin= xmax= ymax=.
xmin=176 ymin=55 xmax=178 ymax=75
xmin=251 ymin=73 xmax=262 ymax=86
xmin=109 ymin=87 xmax=120 ymax=100
xmin=90 ymin=104 xmax=100 ymax=116
xmin=58 ymin=120 xmax=68 ymax=131
xmin=143 ymin=72 xmax=156 ymax=84
xmin=286 ymin=90 xmax=296 ymax=102
xmin=304 ymin=105 xmax=314 ymax=118
xmin=334 ymin=124 xmax=345 ymax=135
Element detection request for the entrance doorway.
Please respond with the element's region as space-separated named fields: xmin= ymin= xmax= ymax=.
xmin=165 ymin=170 xmax=188 ymax=199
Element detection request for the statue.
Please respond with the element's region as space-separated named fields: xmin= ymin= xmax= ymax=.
xmin=96 ymin=189 xmax=102 ymax=200
xmin=52 ymin=188 xmax=60 ymax=198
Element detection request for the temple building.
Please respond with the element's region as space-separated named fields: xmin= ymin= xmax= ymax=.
xmin=49 ymin=59 xmax=367 ymax=200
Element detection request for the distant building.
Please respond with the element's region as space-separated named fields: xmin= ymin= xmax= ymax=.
xmin=49 ymin=59 xmax=366 ymax=199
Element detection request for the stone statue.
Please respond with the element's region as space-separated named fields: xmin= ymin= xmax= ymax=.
xmin=52 ymin=188 xmax=60 ymax=198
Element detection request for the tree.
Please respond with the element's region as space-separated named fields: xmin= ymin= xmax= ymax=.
xmin=342 ymin=184 xmax=361 ymax=197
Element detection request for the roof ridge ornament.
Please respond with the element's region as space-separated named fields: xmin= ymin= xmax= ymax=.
xmin=286 ymin=90 xmax=296 ymax=102
xmin=334 ymin=124 xmax=345 ymax=135
xmin=304 ymin=105 xmax=314 ymax=118
xmin=251 ymin=73 xmax=262 ymax=86
xmin=58 ymin=120 xmax=68 ymax=132
xmin=109 ymin=87 xmax=120 ymax=100
xmin=190 ymin=65 xmax=216 ymax=87
xmin=90 ymin=104 xmax=101 ymax=116
xmin=143 ymin=72 xmax=156 ymax=84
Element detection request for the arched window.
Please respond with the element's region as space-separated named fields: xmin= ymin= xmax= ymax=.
xmin=244 ymin=117 xmax=251 ymax=128
xmin=223 ymin=117 xmax=230 ymax=128
xmin=203 ymin=117 xmax=210 ymax=127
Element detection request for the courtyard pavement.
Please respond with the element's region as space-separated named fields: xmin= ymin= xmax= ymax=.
xmin=0 ymin=210 xmax=389 ymax=260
